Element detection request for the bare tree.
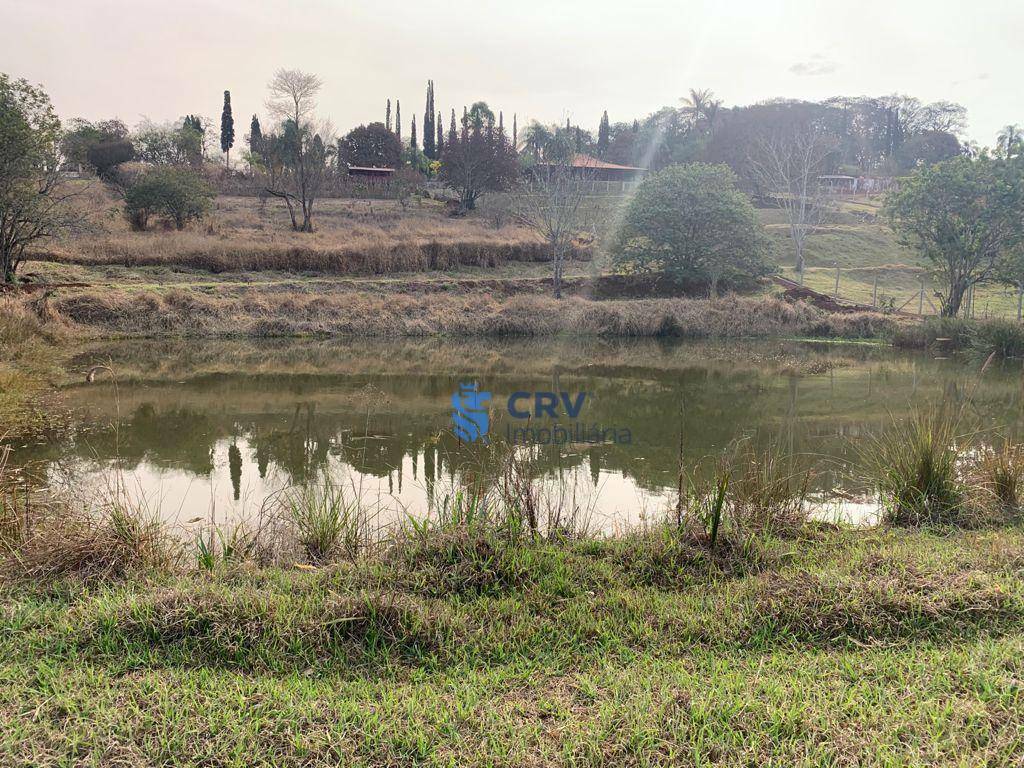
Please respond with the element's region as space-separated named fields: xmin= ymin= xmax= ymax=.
xmin=262 ymin=69 xmax=328 ymax=232
xmin=749 ymin=128 xmax=836 ymax=276
xmin=513 ymin=152 xmax=593 ymax=299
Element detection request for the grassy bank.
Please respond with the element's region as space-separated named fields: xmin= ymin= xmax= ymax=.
xmin=10 ymin=290 xmax=898 ymax=340
xmin=2 ymin=514 xmax=1024 ymax=764
xmin=894 ymin=316 xmax=1024 ymax=358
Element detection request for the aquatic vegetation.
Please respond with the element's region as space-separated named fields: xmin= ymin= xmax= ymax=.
xmin=863 ymin=410 xmax=967 ymax=527
xmin=972 ymin=441 xmax=1024 ymax=514
xmin=282 ymin=479 xmax=373 ymax=564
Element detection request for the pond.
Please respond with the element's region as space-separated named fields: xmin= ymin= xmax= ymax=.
xmin=10 ymin=337 xmax=1024 ymax=533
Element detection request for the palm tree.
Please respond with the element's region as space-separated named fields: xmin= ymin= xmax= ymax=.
xmin=680 ymin=88 xmax=721 ymax=134
xmin=523 ymin=122 xmax=552 ymax=161
xmin=680 ymin=88 xmax=715 ymax=122
xmin=997 ymin=125 xmax=1022 ymax=159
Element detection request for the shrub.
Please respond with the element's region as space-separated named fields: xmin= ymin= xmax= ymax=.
xmin=85 ymin=139 xmax=135 ymax=178
xmin=282 ymin=480 xmax=371 ymax=564
xmin=611 ymin=163 xmax=773 ymax=295
xmin=972 ymin=442 xmax=1024 ymax=515
xmin=862 ymin=411 xmax=966 ymax=527
xmin=2 ymin=497 xmax=174 ymax=582
xmin=123 ymin=167 xmax=214 ymax=231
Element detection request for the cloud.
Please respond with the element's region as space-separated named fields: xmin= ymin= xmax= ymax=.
xmin=952 ymin=72 xmax=990 ymax=85
xmin=789 ymin=55 xmax=838 ymax=76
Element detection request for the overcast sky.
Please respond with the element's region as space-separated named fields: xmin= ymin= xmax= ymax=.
xmin=2 ymin=0 xmax=1021 ymax=145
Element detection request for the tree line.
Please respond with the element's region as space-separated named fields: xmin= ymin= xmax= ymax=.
xmin=3 ymin=68 xmax=1024 ymax=317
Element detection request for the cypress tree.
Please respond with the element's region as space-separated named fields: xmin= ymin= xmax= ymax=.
xmin=633 ymin=118 xmax=639 ymax=132
xmin=411 ymin=113 xmax=417 ymax=151
xmin=449 ymin=109 xmax=457 ymax=148
xmin=436 ymin=111 xmax=444 ymax=156
xmin=423 ymin=80 xmax=435 ymax=159
xmin=396 ymin=100 xmax=401 ymax=141
xmin=220 ymin=91 xmax=235 ymax=168
xmin=248 ymin=115 xmax=262 ymax=157
xmin=513 ymin=113 xmax=517 ymax=149
xmin=597 ymin=110 xmax=610 ymax=157
xmin=386 ymin=99 xmax=392 ymax=132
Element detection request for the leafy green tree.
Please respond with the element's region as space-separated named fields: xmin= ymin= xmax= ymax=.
xmin=134 ymin=123 xmax=203 ymax=166
xmin=337 ymin=122 xmax=402 ymax=169
xmin=220 ymin=91 xmax=235 ymax=167
xmin=123 ymin=167 xmax=214 ymax=231
xmin=439 ymin=120 xmax=518 ymax=210
xmin=611 ymin=163 xmax=771 ymax=295
xmin=885 ymin=156 xmax=1024 ymax=316
xmin=60 ymin=118 xmax=129 ymax=170
xmin=0 ymin=74 xmax=85 ymax=283
xmin=995 ymin=243 xmax=1024 ymax=320
xmin=85 ymin=139 xmax=135 ymax=178
xmin=468 ymin=101 xmax=494 ymax=130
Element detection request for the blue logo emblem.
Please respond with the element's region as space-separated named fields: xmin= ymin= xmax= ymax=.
xmin=451 ymin=382 xmax=491 ymax=443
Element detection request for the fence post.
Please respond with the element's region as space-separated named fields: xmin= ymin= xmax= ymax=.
xmin=918 ymin=279 xmax=924 ymax=316
xmin=834 ymin=263 xmax=840 ymax=298
xmin=872 ymin=275 xmax=878 ymax=308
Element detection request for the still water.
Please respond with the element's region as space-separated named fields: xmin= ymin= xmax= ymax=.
xmin=12 ymin=337 xmax=1024 ymax=532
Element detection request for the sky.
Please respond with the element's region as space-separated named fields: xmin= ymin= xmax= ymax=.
xmin=1 ymin=0 xmax=1021 ymax=146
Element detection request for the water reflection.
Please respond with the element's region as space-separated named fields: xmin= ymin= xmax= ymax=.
xmin=9 ymin=337 xmax=1024 ymax=530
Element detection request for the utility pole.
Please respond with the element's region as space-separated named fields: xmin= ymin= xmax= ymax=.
xmin=918 ymin=279 xmax=924 ymax=315
xmin=872 ymin=275 xmax=878 ymax=308
xmin=834 ymin=263 xmax=840 ymax=298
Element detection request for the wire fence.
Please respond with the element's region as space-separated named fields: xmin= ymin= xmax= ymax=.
xmin=787 ymin=265 xmax=1024 ymax=321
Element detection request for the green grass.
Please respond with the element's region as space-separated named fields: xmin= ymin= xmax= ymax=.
xmin=3 ymin=526 xmax=1024 ymax=765
xmin=765 ymin=201 xmax=1024 ymax=320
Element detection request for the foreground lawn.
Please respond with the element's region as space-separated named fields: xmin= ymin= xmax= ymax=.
xmin=2 ymin=526 xmax=1024 ymax=766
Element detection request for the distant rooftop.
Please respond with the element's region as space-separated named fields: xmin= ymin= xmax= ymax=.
xmin=568 ymin=153 xmax=646 ymax=171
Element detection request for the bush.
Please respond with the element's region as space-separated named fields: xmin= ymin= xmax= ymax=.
xmin=862 ymin=411 xmax=966 ymax=527
xmin=611 ymin=163 xmax=773 ymax=295
xmin=123 ymin=167 xmax=214 ymax=231
xmin=85 ymin=139 xmax=135 ymax=178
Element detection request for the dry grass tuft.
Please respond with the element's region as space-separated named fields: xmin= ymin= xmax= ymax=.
xmin=2 ymin=498 xmax=174 ymax=583
xmin=971 ymin=442 xmax=1024 ymax=519
xmin=318 ymin=592 xmax=445 ymax=651
xmin=751 ymin=567 xmax=1018 ymax=644
xmin=728 ymin=442 xmax=810 ymax=539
